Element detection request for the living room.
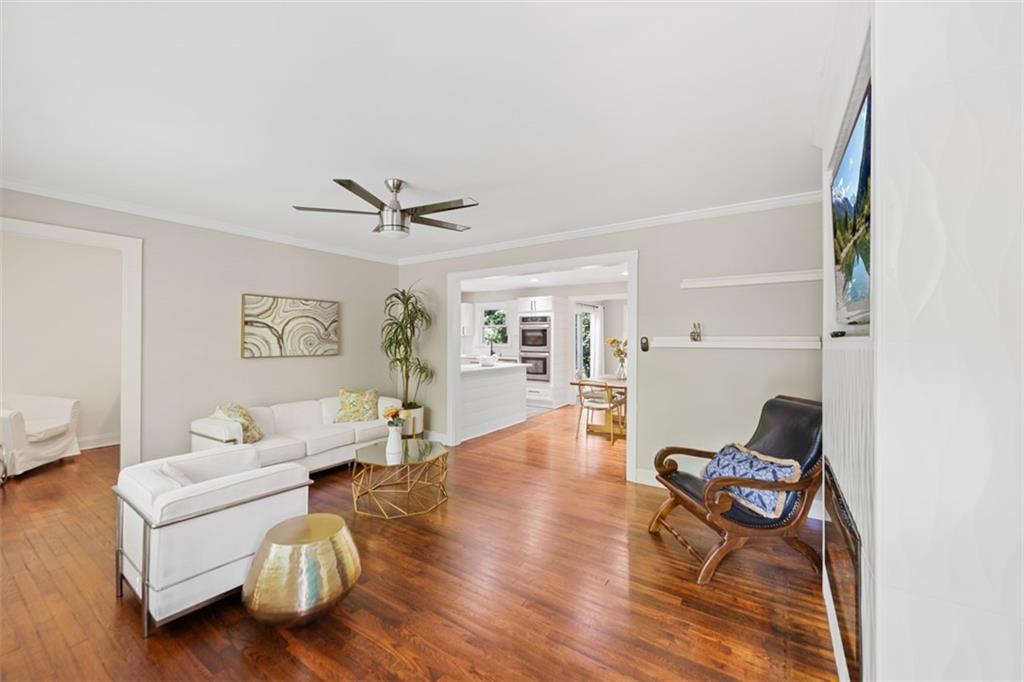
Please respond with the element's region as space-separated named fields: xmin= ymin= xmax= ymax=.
xmin=1 ymin=2 xmax=1022 ymax=681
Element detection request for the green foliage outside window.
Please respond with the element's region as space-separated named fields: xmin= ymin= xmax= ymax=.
xmin=482 ymin=309 xmax=508 ymax=344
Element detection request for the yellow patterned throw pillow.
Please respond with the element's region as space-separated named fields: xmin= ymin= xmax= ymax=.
xmin=336 ymin=388 xmax=379 ymax=423
xmin=213 ymin=403 xmax=263 ymax=444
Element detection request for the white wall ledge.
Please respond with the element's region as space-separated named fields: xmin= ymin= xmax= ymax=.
xmin=679 ymin=269 xmax=823 ymax=290
xmin=651 ymin=336 xmax=822 ymax=350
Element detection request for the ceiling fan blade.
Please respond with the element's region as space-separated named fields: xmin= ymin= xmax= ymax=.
xmin=405 ymin=197 xmax=478 ymax=217
xmin=411 ymin=215 xmax=472 ymax=232
xmin=333 ymin=179 xmax=386 ymax=210
xmin=293 ymin=205 xmax=378 ymax=215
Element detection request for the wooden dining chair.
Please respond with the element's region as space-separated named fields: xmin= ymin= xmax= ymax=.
xmin=576 ymin=380 xmax=625 ymax=444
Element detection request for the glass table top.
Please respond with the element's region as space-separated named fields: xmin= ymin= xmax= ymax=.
xmin=355 ymin=438 xmax=447 ymax=466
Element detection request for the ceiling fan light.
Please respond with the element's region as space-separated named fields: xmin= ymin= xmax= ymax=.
xmin=378 ymin=225 xmax=409 ymax=240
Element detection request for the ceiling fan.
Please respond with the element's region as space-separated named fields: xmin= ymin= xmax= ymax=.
xmin=293 ymin=178 xmax=477 ymax=240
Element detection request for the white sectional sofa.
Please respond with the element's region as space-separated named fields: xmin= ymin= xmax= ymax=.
xmin=189 ymin=394 xmax=401 ymax=472
xmin=114 ymin=444 xmax=311 ymax=636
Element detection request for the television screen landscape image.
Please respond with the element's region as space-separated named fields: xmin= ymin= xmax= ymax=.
xmin=831 ymin=86 xmax=871 ymax=325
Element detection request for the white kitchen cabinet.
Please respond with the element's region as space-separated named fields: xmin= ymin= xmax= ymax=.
xmin=460 ymin=302 xmax=474 ymax=337
xmin=517 ymin=296 xmax=553 ymax=313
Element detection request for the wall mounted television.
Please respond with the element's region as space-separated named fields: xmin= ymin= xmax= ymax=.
xmin=831 ymin=85 xmax=871 ymax=326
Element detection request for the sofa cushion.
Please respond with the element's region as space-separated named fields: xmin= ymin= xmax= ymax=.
xmin=160 ymin=463 xmax=193 ymax=486
xmin=151 ymin=463 xmax=309 ymax=525
xmin=320 ymin=396 xmax=341 ymax=424
xmin=336 ymin=388 xmax=379 ymax=422
xmin=284 ymin=424 xmax=355 ymax=455
xmin=24 ymin=418 xmax=70 ymax=443
xmin=702 ymin=443 xmax=801 ymax=518
xmin=253 ymin=435 xmax=306 ymax=467
xmin=247 ymin=406 xmax=275 ymax=437
xmin=163 ymin=447 xmax=261 ymax=484
xmin=212 ymin=403 xmax=263 ymax=443
xmin=119 ymin=466 xmax=184 ymax=508
xmin=349 ymin=419 xmax=388 ymax=443
xmin=271 ymin=401 xmax=322 ymax=433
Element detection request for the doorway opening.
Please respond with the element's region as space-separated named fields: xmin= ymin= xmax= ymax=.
xmin=1 ymin=218 xmax=142 ymax=470
xmin=446 ymin=251 xmax=639 ymax=484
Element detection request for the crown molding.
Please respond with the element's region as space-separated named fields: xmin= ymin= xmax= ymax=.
xmin=396 ymin=190 xmax=820 ymax=266
xmin=0 ymin=177 xmax=399 ymax=265
xmin=1 ymin=178 xmax=819 ymax=269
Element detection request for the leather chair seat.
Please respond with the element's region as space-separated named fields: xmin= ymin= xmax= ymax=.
xmin=662 ymin=470 xmax=803 ymax=529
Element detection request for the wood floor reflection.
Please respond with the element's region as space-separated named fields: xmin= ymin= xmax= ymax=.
xmin=0 ymin=406 xmax=836 ymax=680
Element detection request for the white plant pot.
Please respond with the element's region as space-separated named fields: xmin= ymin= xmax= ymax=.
xmin=385 ymin=426 xmax=403 ymax=455
xmin=400 ymin=407 xmax=425 ymax=436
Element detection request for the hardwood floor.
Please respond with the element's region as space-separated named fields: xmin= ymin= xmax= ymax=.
xmin=0 ymin=406 xmax=836 ymax=680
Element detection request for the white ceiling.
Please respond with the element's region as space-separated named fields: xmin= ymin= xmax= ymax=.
xmin=462 ymin=263 xmax=628 ymax=292
xmin=1 ymin=2 xmax=837 ymax=263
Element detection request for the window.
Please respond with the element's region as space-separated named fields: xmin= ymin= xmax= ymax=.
xmin=575 ymin=311 xmax=592 ymax=377
xmin=482 ymin=308 xmax=508 ymax=345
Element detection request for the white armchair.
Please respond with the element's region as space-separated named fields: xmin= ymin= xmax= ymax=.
xmin=0 ymin=393 xmax=81 ymax=476
xmin=114 ymin=444 xmax=311 ymax=636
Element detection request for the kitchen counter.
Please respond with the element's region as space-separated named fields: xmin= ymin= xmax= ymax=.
xmin=460 ymin=362 xmax=528 ymax=374
xmin=458 ymin=362 xmax=527 ymax=440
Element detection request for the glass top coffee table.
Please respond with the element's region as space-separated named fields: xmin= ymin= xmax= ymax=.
xmin=351 ymin=439 xmax=448 ymax=519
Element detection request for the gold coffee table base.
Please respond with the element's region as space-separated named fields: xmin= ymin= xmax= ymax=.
xmin=242 ymin=513 xmax=361 ymax=627
xmin=352 ymin=452 xmax=448 ymax=519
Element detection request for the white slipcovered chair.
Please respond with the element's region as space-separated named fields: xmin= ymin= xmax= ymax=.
xmin=113 ymin=444 xmax=311 ymax=636
xmin=0 ymin=393 xmax=81 ymax=477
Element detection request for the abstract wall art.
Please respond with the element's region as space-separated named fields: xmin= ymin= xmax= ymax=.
xmin=241 ymin=294 xmax=340 ymax=358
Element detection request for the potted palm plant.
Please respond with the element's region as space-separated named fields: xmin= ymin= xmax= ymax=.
xmin=380 ymin=286 xmax=435 ymax=436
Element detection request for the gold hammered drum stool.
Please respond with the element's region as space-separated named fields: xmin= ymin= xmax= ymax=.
xmin=352 ymin=439 xmax=449 ymax=519
xmin=242 ymin=513 xmax=361 ymax=626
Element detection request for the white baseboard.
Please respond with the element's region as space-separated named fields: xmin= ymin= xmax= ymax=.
xmin=79 ymin=432 xmax=120 ymax=450
xmin=631 ymin=468 xmax=661 ymax=488
xmin=632 ymin=467 xmax=824 ymax=521
xmin=823 ymin=567 xmax=852 ymax=681
xmin=425 ymin=430 xmax=451 ymax=446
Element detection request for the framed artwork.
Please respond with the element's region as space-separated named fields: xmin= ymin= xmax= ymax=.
xmin=241 ymin=294 xmax=339 ymax=358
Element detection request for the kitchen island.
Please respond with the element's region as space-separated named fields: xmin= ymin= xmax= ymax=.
xmin=458 ymin=362 xmax=528 ymax=441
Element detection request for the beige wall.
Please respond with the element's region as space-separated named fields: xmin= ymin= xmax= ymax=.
xmin=401 ymin=201 xmax=823 ymax=476
xmin=1 ymin=189 xmax=398 ymax=460
xmin=2 ymin=234 xmax=122 ymax=444
xmin=601 ymin=299 xmax=627 ymax=371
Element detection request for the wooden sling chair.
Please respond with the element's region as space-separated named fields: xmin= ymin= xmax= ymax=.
xmin=648 ymin=395 xmax=823 ymax=585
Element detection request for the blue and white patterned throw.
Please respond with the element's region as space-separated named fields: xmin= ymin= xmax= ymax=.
xmin=702 ymin=444 xmax=802 ymax=518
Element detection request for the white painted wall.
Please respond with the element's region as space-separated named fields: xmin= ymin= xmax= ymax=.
xmin=814 ymin=1 xmax=874 ymax=678
xmin=602 ymin=299 xmax=627 ymax=371
xmin=2 ymin=234 xmax=122 ymax=446
xmin=1 ymin=189 xmax=398 ymax=460
xmin=873 ymin=3 xmax=1023 ymax=679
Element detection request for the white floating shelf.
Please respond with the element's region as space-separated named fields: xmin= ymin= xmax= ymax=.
xmin=651 ymin=336 xmax=822 ymax=350
xmin=679 ymin=269 xmax=823 ymax=290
